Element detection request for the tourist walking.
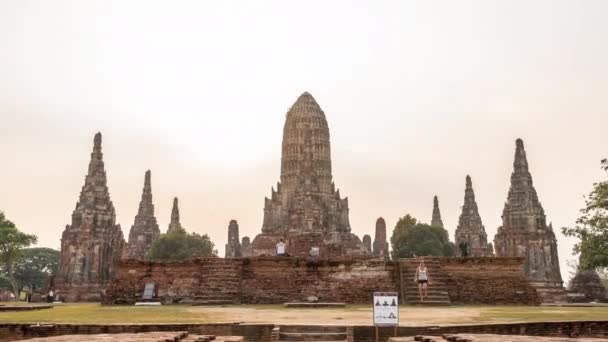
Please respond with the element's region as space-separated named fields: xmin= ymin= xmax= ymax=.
xmin=414 ymin=259 xmax=430 ymax=301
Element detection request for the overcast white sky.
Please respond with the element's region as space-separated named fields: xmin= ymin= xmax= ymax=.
xmin=1 ymin=0 xmax=607 ymax=283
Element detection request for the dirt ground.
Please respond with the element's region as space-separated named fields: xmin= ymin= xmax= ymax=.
xmin=1 ymin=304 xmax=608 ymax=325
xmin=188 ymin=306 xmax=496 ymax=325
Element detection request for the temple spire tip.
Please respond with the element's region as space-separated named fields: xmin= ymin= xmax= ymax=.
xmin=93 ymin=132 xmax=102 ymax=149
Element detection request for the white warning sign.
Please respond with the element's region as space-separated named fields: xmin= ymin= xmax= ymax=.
xmin=373 ymin=291 xmax=399 ymax=326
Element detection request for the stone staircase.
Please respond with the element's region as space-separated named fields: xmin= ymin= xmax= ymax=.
xmin=399 ymin=259 xmax=451 ymax=305
xmin=192 ymin=259 xmax=242 ymax=305
xmin=276 ymin=326 xmax=348 ymax=341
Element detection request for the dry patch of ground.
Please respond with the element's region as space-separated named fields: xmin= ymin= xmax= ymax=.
xmin=1 ymin=304 xmax=607 ymax=325
xmin=190 ymin=305 xmax=481 ymax=325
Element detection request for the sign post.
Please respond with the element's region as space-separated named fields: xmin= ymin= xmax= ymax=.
xmin=373 ymin=291 xmax=399 ymax=342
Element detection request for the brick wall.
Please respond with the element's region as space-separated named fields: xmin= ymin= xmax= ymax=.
xmin=2 ymin=321 xmax=608 ymax=342
xmin=438 ymin=257 xmax=540 ymax=305
xmin=240 ymin=257 xmax=399 ymax=303
xmin=104 ymin=256 xmax=536 ymax=305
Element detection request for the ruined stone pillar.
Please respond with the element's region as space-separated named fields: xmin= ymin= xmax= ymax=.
xmin=362 ymin=234 xmax=372 ymax=254
xmin=373 ymin=217 xmax=389 ymax=259
xmin=225 ymin=220 xmax=242 ymax=258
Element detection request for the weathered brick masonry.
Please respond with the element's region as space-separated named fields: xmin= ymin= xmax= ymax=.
xmin=105 ymin=256 xmax=537 ymax=305
xmin=2 ymin=321 xmax=608 ymax=342
xmin=440 ymin=257 xmax=539 ymax=304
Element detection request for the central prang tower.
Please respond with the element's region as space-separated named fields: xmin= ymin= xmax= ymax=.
xmin=249 ymin=92 xmax=369 ymax=258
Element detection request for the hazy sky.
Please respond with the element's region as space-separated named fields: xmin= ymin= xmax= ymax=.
xmin=1 ymin=1 xmax=607 ymax=282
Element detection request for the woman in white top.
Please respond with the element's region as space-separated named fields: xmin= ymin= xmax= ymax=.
xmin=414 ymin=259 xmax=430 ymax=301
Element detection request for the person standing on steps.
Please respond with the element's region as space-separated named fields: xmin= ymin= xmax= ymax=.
xmin=414 ymin=259 xmax=431 ymax=301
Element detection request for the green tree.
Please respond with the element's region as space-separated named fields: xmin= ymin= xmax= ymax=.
xmin=391 ymin=214 xmax=455 ymax=259
xmin=0 ymin=212 xmax=38 ymax=295
xmin=148 ymin=229 xmax=215 ymax=262
xmin=13 ymin=248 xmax=59 ymax=292
xmin=562 ymin=159 xmax=608 ymax=270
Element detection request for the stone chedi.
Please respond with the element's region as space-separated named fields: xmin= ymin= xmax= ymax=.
xmin=362 ymin=234 xmax=372 ymax=253
xmin=56 ymin=133 xmax=126 ymax=301
xmin=568 ymin=268 xmax=606 ymax=303
xmin=249 ymin=92 xmax=369 ymax=258
xmin=241 ymin=236 xmax=251 ymax=257
xmin=125 ymin=170 xmax=160 ymax=260
xmin=225 ymin=220 xmax=242 ymax=258
xmin=494 ymin=139 xmax=565 ymax=301
xmin=431 ymin=196 xmax=444 ymax=227
xmin=568 ymin=251 xmax=606 ymax=302
xmin=167 ymin=197 xmax=183 ymax=234
xmin=455 ymin=175 xmax=493 ymax=257
xmin=372 ymin=217 xmax=389 ymax=259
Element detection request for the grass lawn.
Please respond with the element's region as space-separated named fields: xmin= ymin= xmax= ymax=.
xmin=0 ymin=304 xmax=607 ymax=325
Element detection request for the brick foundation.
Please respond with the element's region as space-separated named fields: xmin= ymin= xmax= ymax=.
xmin=2 ymin=321 xmax=608 ymax=342
xmin=105 ymin=256 xmax=538 ymax=305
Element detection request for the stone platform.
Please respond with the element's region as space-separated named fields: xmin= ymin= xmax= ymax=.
xmin=3 ymin=321 xmax=608 ymax=342
xmin=389 ymin=334 xmax=608 ymax=342
xmin=20 ymin=332 xmax=244 ymax=342
xmin=105 ymin=256 xmax=539 ymax=306
xmin=0 ymin=305 xmax=53 ymax=312
xmin=283 ymin=302 xmax=346 ymax=308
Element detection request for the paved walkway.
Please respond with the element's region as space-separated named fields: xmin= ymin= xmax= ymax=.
xmin=21 ymin=332 xmax=244 ymax=342
xmin=390 ymin=335 xmax=608 ymax=342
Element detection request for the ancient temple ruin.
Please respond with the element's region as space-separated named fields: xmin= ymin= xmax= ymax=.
xmin=225 ymin=220 xmax=242 ymax=258
xmin=241 ymin=236 xmax=251 ymax=256
xmin=494 ymin=139 xmax=565 ymax=302
xmin=126 ymin=170 xmax=160 ymax=260
xmin=455 ymin=175 xmax=493 ymax=257
xmin=568 ymin=251 xmax=606 ymax=302
xmin=167 ymin=197 xmax=183 ymax=234
xmin=431 ymin=196 xmax=444 ymax=227
xmin=249 ymin=92 xmax=369 ymax=258
xmin=55 ymin=133 xmax=126 ymax=301
xmin=568 ymin=269 xmax=606 ymax=302
xmin=372 ymin=217 xmax=389 ymax=259
xmin=362 ymin=234 xmax=372 ymax=253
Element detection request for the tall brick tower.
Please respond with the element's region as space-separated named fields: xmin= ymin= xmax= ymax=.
xmin=431 ymin=196 xmax=444 ymax=227
xmin=494 ymin=139 xmax=565 ymax=302
xmin=372 ymin=217 xmax=389 ymax=259
xmin=126 ymin=170 xmax=160 ymax=260
xmin=249 ymin=92 xmax=369 ymax=258
xmin=167 ymin=197 xmax=183 ymax=234
xmin=56 ymin=133 xmax=125 ymax=301
xmin=225 ymin=220 xmax=242 ymax=258
xmin=455 ymin=175 xmax=492 ymax=257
